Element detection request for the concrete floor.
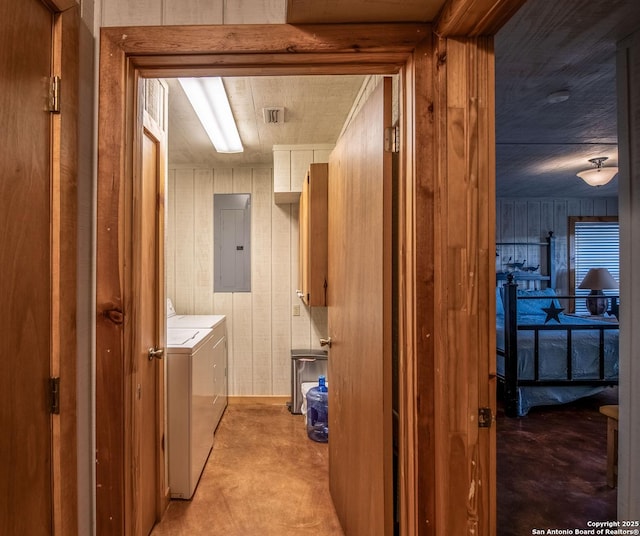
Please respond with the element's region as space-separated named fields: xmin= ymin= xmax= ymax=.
xmin=152 ymin=389 xmax=617 ymax=535
xmin=151 ymin=404 xmax=344 ymax=536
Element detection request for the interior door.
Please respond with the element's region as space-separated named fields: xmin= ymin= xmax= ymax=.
xmin=0 ymin=1 xmax=55 ymax=534
xmin=133 ymin=95 xmax=167 ymax=534
xmin=327 ymin=77 xmax=393 ymax=535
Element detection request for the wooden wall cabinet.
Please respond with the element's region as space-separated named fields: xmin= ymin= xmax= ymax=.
xmin=298 ymin=163 xmax=328 ymax=306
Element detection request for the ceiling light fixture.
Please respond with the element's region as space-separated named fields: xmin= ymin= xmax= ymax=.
xmin=178 ymin=77 xmax=243 ymax=153
xmin=576 ymin=157 xmax=618 ymax=187
xmin=546 ymin=89 xmax=570 ymax=104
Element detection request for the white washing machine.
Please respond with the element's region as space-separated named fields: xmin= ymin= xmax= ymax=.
xmin=167 ymin=298 xmax=226 ymax=330
xmin=166 ymin=327 xmax=218 ymax=499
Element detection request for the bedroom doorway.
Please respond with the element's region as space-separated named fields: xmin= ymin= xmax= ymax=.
xmin=494 ymin=153 xmax=621 ymax=533
xmin=491 ymin=1 xmax=638 ymax=529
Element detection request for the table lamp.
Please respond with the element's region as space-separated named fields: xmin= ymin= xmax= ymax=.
xmin=578 ymin=267 xmax=619 ymax=315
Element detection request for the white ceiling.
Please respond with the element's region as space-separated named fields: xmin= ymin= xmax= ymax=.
xmin=166 ymin=0 xmax=640 ymax=198
xmin=166 ymin=75 xmax=367 ymax=168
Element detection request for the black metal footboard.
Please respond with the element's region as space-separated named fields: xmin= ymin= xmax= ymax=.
xmin=499 ymin=276 xmax=619 ymax=417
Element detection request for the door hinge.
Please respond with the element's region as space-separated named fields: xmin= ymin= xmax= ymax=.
xmin=48 ymin=76 xmax=61 ymax=114
xmin=50 ymin=377 xmax=61 ymax=414
xmin=384 ymin=125 xmax=399 ymax=153
xmin=478 ymin=407 xmax=493 ymax=428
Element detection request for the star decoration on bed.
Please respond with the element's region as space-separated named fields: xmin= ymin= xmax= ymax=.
xmin=542 ymin=301 xmax=564 ymax=324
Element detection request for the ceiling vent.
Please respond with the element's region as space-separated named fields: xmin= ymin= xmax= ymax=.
xmin=263 ymin=107 xmax=285 ymax=124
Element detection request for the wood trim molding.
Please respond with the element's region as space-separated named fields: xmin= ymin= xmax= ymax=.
xmin=429 ymin=34 xmax=497 ymax=535
xmin=228 ymin=396 xmax=291 ymax=405
xmin=395 ymin=31 xmax=499 ymax=536
xmin=435 ymin=0 xmax=527 ymax=37
xmin=46 ymin=0 xmax=79 ymax=12
xmin=101 ymin=23 xmax=428 ymax=56
xmin=398 ymin=33 xmax=436 ymax=536
xmin=51 ymin=5 xmax=79 ymax=535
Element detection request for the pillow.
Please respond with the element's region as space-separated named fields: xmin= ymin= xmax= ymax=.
xmin=496 ymin=286 xmax=504 ymax=316
xmin=516 ymin=288 xmax=560 ymax=315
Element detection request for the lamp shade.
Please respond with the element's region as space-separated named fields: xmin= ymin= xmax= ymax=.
xmin=576 ymin=167 xmax=618 ymax=186
xmin=578 ymin=268 xmax=619 ymax=290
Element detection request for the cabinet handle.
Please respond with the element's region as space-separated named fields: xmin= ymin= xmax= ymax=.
xmin=148 ymin=347 xmax=164 ymax=360
xmin=319 ymin=337 xmax=332 ymax=348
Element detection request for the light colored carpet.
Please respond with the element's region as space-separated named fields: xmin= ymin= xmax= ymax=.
xmin=151 ymin=404 xmax=344 ymax=536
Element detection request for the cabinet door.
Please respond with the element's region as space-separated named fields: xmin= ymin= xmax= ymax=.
xmin=299 ymin=171 xmax=310 ymax=303
xmin=299 ymin=163 xmax=328 ymax=306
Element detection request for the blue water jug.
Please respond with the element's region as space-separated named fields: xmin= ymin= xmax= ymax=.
xmin=306 ymin=375 xmax=328 ymax=443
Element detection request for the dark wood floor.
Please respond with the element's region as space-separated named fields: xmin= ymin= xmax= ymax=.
xmin=153 ymin=390 xmax=618 ymax=535
xmin=497 ymin=387 xmax=618 ymax=535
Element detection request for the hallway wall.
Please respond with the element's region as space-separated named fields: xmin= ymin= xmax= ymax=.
xmin=97 ymin=0 xmax=286 ymax=26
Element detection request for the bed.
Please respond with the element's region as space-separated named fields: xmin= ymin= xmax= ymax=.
xmin=495 ymin=234 xmax=619 ymax=417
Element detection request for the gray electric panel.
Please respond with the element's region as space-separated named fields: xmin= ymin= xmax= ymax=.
xmin=214 ymin=193 xmax=251 ymax=292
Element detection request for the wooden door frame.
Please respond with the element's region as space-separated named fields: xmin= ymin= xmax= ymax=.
xmin=96 ymin=8 xmax=521 ymax=534
xmin=50 ymin=1 xmax=80 ymax=534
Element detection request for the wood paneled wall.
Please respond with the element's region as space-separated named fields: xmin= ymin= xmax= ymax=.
xmin=99 ymin=0 xmax=286 ymax=26
xmin=496 ymin=197 xmax=618 ymax=293
xmin=166 ymin=166 xmax=327 ymax=396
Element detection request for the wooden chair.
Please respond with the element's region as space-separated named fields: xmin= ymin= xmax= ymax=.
xmin=599 ymin=404 xmax=619 ymax=488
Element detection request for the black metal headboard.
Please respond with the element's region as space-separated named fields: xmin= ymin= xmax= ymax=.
xmin=496 ymin=231 xmax=555 ymax=289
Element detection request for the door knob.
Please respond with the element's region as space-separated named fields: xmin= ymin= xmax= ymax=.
xmin=319 ymin=337 xmax=332 ymax=348
xmin=148 ymin=347 xmax=164 ymax=360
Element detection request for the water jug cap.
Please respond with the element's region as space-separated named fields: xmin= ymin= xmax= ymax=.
xmin=318 ymin=375 xmax=327 ymax=392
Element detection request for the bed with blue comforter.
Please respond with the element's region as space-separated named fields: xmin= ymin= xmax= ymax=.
xmin=496 ymin=281 xmax=619 ymax=417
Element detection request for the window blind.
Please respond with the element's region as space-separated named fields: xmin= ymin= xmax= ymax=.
xmin=574 ymin=221 xmax=619 ymax=314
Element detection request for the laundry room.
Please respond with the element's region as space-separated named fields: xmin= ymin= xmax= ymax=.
xmin=161 ymin=74 xmax=383 ymax=402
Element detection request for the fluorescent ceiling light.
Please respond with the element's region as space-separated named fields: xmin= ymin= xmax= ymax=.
xmin=178 ymin=77 xmax=243 ymax=153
